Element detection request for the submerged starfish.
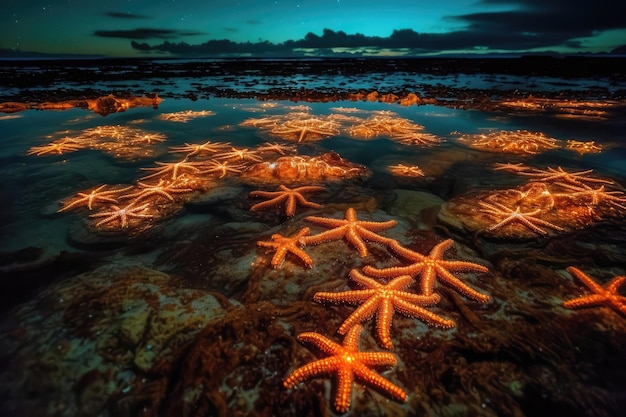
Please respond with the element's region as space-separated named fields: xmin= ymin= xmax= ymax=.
xmin=302 ymin=208 xmax=397 ymax=257
xmin=169 ymin=140 xmax=231 ymax=157
xmin=58 ymin=184 xmax=131 ymax=212
xmin=249 ymin=184 xmax=324 ymax=217
xmin=270 ymin=118 xmax=340 ymax=143
xmin=478 ymin=201 xmax=565 ymax=236
xmin=216 ymin=147 xmax=264 ymax=163
xmin=27 ymin=139 xmax=83 ymax=156
xmin=388 ymin=163 xmax=425 ymax=177
xmin=140 ymin=159 xmax=204 ymax=180
xmin=555 ymin=183 xmax=626 ymax=211
xmin=563 ymin=267 xmax=626 ymax=316
xmin=120 ymin=179 xmax=194 ymax=202
xmin=284 ymin=324 xmax=407 ymax=413
xmin=199 ymin=159 xmax=247 ymax=178
xmin=518 ymin=166 xmax=613 ymax=186
xmin=257 ymin=227 xmax=313 ymax=268
xmin=364 ymin=239 xmax=490 ymax=303
xmin=90 ymin=202 xmax=154 ymax=229
xmin=314 ymin=269 xmax=453 ymax=349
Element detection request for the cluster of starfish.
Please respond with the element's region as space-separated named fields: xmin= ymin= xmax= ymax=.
xmin=498 ymin=98 xmax=619 ymax=121
xmin=27 ymin=125 xmax=167 ymax=160
xmin=240 ymin=108 xmax=442 ymax=146
xmin=158 ymin=109 xmax=215 ymax=123
xmin=439 ymin=164 xmax=624 ymax=240
xmin=251 ymin=201 xmax=491 ymax=412
xmin=455 ymin=129 xmax=560 ymax=155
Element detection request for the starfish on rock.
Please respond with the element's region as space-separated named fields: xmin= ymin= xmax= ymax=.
xmin=120 ymin=179 xmax=194 ymax=203
xmin=257 ymin=227 xmax=313 ymax=268
xmin=249 ymin=184 xmax=324 ymax=217
xmin=90 ymin=202 xmax=154 ymax=229
xmin=563 ymin=266 xmax=626 ymax=316
xmin=364 ymin=239 xmax=490 ymax=303
xmin=314 ymin=269 xmax=454 ymax=349
xmin=58 ymin=184 xmax=132 ymax=212
xmin=284 ymin=324 xmax=407 ymax=413
xmin=478 ymin=201 xmax=565 ymax=236
xmin=302 ymin=208 xmax=397 ymax=257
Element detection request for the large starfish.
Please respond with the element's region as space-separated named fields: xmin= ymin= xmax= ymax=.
xmin=90 ymin=202 xmax=154 ymax=229
xmin=517 ymin=166 xmax=613 ymax=186
xmin=302 ymin=208 xmax=397 ymax=257
xmin=58 ymin=184 xmax=132 ymax=212
xmin=478 ymin=201 xmax=565 ymax=236
xmin=556 ymin=183 xmax=626 ymax=211
xmin=363 ymin=239 xmax=490 ymax=303
xmin=216 ymin=147 xmax=264 ymax=163
xmin=120 ymin=179 xmax=194 ymax=203
xmin=284 ymin=324 xmax=407 ymax=413
xmin=563 ymin=267 xmax=626 ymax=316
xmin=249 ymin=184 xmax=324 ymax=217
xmin=27 ymin=138 xmax=83 ymax=156
xmin=314 ymin=269 xmax=453 ymax=349
xmin=257 ymin=227 xmax=313 ymax=268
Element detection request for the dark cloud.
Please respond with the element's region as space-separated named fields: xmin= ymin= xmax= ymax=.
xmin=103 ymin=12 xmax=150 ymax=19
xmin=95 ymin=28 xmax=205 ymax=40
xmin=131 ymin=0 xmax=625 ymax=56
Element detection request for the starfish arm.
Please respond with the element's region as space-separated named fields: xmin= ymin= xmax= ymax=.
xmin=352 ymin=363 xmax=407 ymax=403
xmin=376 ymin=298 xmax=395 ymax=349
xmin=342 ymin=324 xmax=364 ymax=350
xmin=313 ymin=289 xmax=376 ymax=305
xmin=304 ymin=215 xmax=348 ymax=229
xmin=352 ymin=219 xmax=398 ymax=232
xmin=249 ymin=190 xmax=282 ymax=199
xmin=250 ymin=195 xmax=288 ymax=212
xmin=357 ymin=352 xmax=400 ymax=367
xmin=284 ymin=195 xmax=297 ymax=217
xmin=337 ymin=297 xmax=381 ymax=334
xmin=293 ymin=193 xmax=322 ymax=209
xmin=362 ymin=264 xmax=424 ymax=280
xmin=519 ymin=216 xmax=564 ymax=233
xmin=607 ymin=276 xmax=626 ymax=294
xmin=392 ymin=298 xmax=456 ymax=328
xmin=395 ymin=291 xmax=441 ymax=305
xmin=293 ymin=185 xmax=326 ymax=194
xmin=486 ymin=215 xmax=525 ymax=232
xmin=297 ymin=332 xmax=342 ymax=356
xmin=283 ymin=356 xmax=341 ymax=388
xmin=439 ymin=260 xmax=490 ymax=274
xmin=345 ymin=227 xmax=370 ymax=257
xmin=429 ymin=239 xmax=456 ymax=258
xmin=566 ymin=267 xmax=605 ymax=293
xmin=389 ymin=240 xmax=425 ymax=262
xmin=434 ymin=266 xmax=491 ymax=303
xmin=419 ymin=265 xmax=438 ymax=296
xmin=301 ymin=226 xmax=348 ymax=246
xmin=349 ymin=269 xmax=387 ymax=289
xmin=334 ymin=366 xmax=355 ymax=414
xmin=563 ymin=294 xmax=607 ymax=309
xmin=285 ymin=246 xmax=314 ymax=268
xmin=357 ymin=227 xmax=395 ymax=245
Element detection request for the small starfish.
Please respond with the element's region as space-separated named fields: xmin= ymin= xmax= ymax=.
xmin=478 ymin=201 xmax=565 ymax=236
xmin=555 ymin=183 xmax=626 ymax=211
xmin=363 ymin=239 xmax=490 ymax=303
xmin=388 ymin=163 xmax=425 ymax=177
xmin=518 ymin=166 xmax=613 ymax=186
xmin=199 ymin=159 xmax=247 ymax=178
xmin=216 ymin=147 xmax=264 ymax=162
xmin=249 ymin=184 xmax=324 ymax=217
xmin=314 ymin=269 xmax=453 ymax=349
xmin=563 ymin=267 xmax=626 ymax=316
xmin=58 ymin=184 xmax=131 ymax=212
xmin=27 ymin=139 xmax=83 ymax=156
xmin=257 ymin=227 xmax=313 ymax=268
xmin=493 ymin=162 xmax=529 ymax=172
xmin=140 ymin=158 xmax=204 ymax=180
xmin=255 ymin=141 xmax=296 ymax=155
xmin=302 ymin=208 xmax=397 ymax=257
xmin=120 ymin=179 xmax=194 ymax=202
xmin=169 ymin=140 xmax=231 ymax=157
xmin=284 ymin=324 xmax=407 ymax=414
xmin=90 ymin=202 xmax=154 ymax=229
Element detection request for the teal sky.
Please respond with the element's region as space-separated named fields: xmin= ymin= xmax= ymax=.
xmin=2 ymin=0 xmax=625 ymax=57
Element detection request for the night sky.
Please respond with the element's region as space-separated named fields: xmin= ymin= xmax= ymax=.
xmin=2 ymin=0 xmax=625 ymax=58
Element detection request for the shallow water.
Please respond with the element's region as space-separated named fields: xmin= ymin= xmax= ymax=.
xmin=1 ymin=73 xmax=625 ymax=417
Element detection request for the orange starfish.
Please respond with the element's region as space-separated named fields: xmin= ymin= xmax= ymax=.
xmin=140 ymin=158 xmax=204 ymax=180
xmin=302 ymin=208 xmax=397 ymax=257
xmin=90 ymin=202 xmax=154 ymax=229
xmin=249 ymin=184 xmax=324 ymax=217
xmin=284 ymin=324 xmax=407 ymax=413
xmin=478 ymin=201 xmax=565 ymax=236
xmin=314 ymin=269 xmax=453 ymax=349
xmin=120 ymin=179 xmax=194 ymax=202
xmin=563 ymin=267 xmax=626 ymax=316
xmin=363 ymin=239 xmax=490 ymax=303
xmin=58 ymin=184 xmax=132 ymax=212
xmin=257 ymin=227 xmax=313 ymax=268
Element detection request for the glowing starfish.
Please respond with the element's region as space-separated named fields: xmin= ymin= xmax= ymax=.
xmin=314 ymin=269 xmax=453 ymax=349
xmin=493 ymin=162 xmax=529 ymax=172
xmin=255 ymin=141 xmax=296 ymax=155
xmin=199 ymin=159 xmax=247 ymax=178
xmin=216 ymin=147 xmax=264 ymax=162
xmin=563 ymin=267 xmax=626 ymax=316
xmin=363 ymin=239 xmax=490 ymax=303
xmin=140 ymin=159 xmax=204 ymax=180
xmin=169 ymin=140 xmax=231 ymax=157
xmin=58 ymin=184 xmax=132 ymax=212
xmin=249 ymin=184 xmax=324 ymax=217
xmin=120 ymin=179 xmax=194 ymax=202
xmin=257 ymin=227 xmax=313 ymax=268
xmin=518 ymin=166 xmax=613 ymax=186
xmin=388 ymin=163 xmax=425 ymax=177
xmin=302 ymin=208 xmax=397 ymax=257
xmin=284 ymin=324 xmax=407 ymax=413
xmin=27 ymin=139 xmax=83 ymax=156
xmin=270 ymin=118 xmax=340 ymax=143
xmin=478 ymin=201 xmax=565 ymax=236
xmin=90 ymin=202 xmax=154 ymax=229
xmin=555 ymin=183 xmax=626 ymax=211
